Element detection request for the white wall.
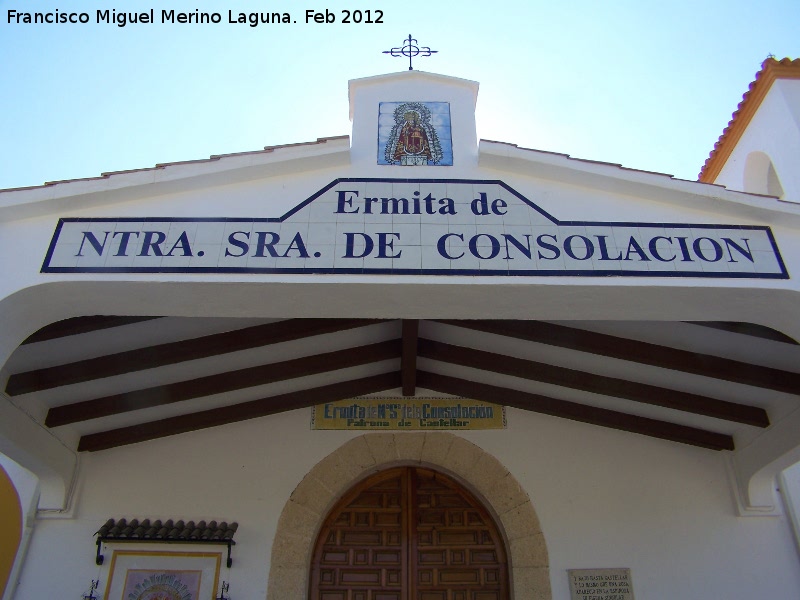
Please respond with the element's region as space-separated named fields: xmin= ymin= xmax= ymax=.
xmin=715 ymin=79 xmax=800 ymax=202
xmin=11 ymin=408 xmax=800 ymax=600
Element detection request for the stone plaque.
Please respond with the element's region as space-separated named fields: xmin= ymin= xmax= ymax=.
xmin=568 ymin=568 xmax=634 ymax=600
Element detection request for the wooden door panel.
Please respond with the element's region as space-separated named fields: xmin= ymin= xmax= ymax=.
xmin=310 ymin=467 xmax=508 ymax=600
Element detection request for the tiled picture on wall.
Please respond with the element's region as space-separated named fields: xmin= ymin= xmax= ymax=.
xmin=378 ymin=101 xmax=453 ymax=166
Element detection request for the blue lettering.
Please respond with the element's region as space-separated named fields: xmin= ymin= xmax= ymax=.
xmin=595 ymin=235 xmax=622 ymax=261
xmin=469 ymin=234 xmax=500 ymax=260
xmin=648 ymin=236 xmax=675 ymax=262
xmin=722 ymin=237 xmax=754 ymax=263
xmin=343 ymin=232 xmax=373 ymax=258
xmin=225 ymin=231 xmax=249 ymax=257
xmin=564 ymin=235 xmax=594 ymax=261
xmin=165 ymin=231 xmax=193 ymax=257
xmin=138 ymin=231 xmax=167 ymax=256
xmin=376 ymin=233 xmax=401 ymax=259
xmin=536 ymin=234 xmax=560 ymax=260
xmin=502 ymin=234 xmax=533 ymax=260
xmin=693 ymin=237 xmax=723 ymax=262
xmin=283 ymin=232 xmax=310 ymax=258
xmin=335 ymin=190 xmax=359 ymax=214
xmin=254 ymin=231 xmax=280 ymax=257
xmin=623 ymin=237 xmax=650 ymax=261
xmin=438 ymin=233 xmax=464 ymax=259
xmin=76 ymin=231 xmax=110 ymax=257
xmin=113 ymin=231 xmax=140 ymax=257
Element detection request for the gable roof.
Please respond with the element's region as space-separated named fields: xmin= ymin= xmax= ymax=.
xmin=699 ymin=57 xmax=800 ymax=183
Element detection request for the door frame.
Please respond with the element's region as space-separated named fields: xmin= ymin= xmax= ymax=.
xmin=267 ymin=433 xmax=550 ymax=600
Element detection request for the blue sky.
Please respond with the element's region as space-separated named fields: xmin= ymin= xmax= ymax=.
xmin=0 ymin=0 xmax=797 ymax=189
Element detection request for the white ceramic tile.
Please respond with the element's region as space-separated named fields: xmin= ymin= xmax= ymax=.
xmin=47 ymin=242 xmax=81 ymax=268
xmin=334 ymin=254 xmax=363 ymax=270
xmin=307 ymin=221 xmax=337 ymax=245
xmin=421 ymin=248 xmax=451 ymax=271
xmin=309 ymin=246 xmax=336 ymax=269
xmin=393 ymin=245 xmax=421 ymax=270
xmin=194 ymin=221 xmax=226 ymax=244
xmin=188 ymin=243 xmax=223 ymax=267
xmin=392 ymin=223 xmax=421 ymax=246
xmin=308 ymin=200 xmax=336 ymax=222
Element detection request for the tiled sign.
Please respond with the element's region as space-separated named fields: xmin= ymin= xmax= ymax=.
xmin=42 ymin=178 xmax=788 ymax=279
xmin=311 ymin=398 xmax=506 ymax=431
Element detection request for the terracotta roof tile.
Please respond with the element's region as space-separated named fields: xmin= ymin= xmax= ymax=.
xmin=699 ymin=57 xmax=800 ymax=182
xmin=96 ymin=518 xmax=238 ymax=541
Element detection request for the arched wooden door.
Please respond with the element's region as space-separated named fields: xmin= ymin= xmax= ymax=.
xmin=310 ymin=467 xmax=509 ymax=600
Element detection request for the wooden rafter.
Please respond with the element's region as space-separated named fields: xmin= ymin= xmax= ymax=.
xmin=7 ymin=318 xmax=383 ymax=396
xmin=401 ymin=320 xmax=419 ymax=397
xmin=416 ymin=371 xmax=735 ymax=451
xmin=438 ymin=320 xmax=800 ymax=395
xmin=417 ymin=338 xmax=769 ymax=427
xmin=46 ymin=339 xmax=402 ymax=427
xmin=78 ymin=371 xmax=403 ymax=452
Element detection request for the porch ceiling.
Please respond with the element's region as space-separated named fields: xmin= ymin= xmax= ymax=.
xmin=4 ymin=316 xmax=799 ymax=453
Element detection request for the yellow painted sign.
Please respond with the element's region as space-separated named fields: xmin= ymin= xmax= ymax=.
xmin=311 ymin=398 xmax=506 ymax=430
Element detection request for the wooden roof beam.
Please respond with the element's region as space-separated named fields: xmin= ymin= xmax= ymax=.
xmin=438 ymin=320 xmax=800 ymax=395
xmin=417 ymin=338 xmax=769 ymax=427
xmin=78 ymin=371 xmax=402 ymax=452
xmin=416 ymin=371 xmax=735 ymax=451
xmin=7 ymin=318 xmax=385 ymax=396
xmin=46 ymin=339 xmax=402 ymax=427
xmin=401 ymin=320 xmax=419 ymax=397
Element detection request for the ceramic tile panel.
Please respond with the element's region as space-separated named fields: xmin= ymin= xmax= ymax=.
xmin=41 ymin=179 xmax=788 ymax=279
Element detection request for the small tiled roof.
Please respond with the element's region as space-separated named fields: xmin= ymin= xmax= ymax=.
xmin=96 ymin=518 xmax=237 ymax=541
xmin=699 ymin=57 xmax=800 ymax=183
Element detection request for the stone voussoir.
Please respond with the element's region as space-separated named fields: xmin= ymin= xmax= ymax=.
xmin=270 ymin=530 xmax=314 ymax=568
xmin=275 ymin=499 xmax=320 ymax=540
xmin=512 ymin=566 xmax=553 ymax=600
xmin=267 ymin=565 xmax=308 ymax=600
xmin=500 ymin=502 xmax=542 ymax=540
xmin=393 ymin=431 xmax=426 ymax=462
xmin=509 ymin=533 xmax=549 ymax=568
xmin=363 ymin=432 xmax=399 ymax=464
xmin=310 ymin=439 xmax=375 ymax=493
xmin=442 ymin=435 xmax=486 ymax=479
xmin=484 ymin=472 xmax=529 ymax=515
xmin=420 ymin=432 xmax=456 ymax=465
xmin=289 ymin=472 xmax=335 ymax=515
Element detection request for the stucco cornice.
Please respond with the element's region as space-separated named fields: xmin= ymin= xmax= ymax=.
xmin=0 ymin=136 xmax=350 ymax=222
xmin=479 ymin=139 xmax=800 ymax=225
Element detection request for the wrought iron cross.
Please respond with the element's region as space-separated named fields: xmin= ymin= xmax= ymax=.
xmin=382 ymin=35 xmax=438 ymax=71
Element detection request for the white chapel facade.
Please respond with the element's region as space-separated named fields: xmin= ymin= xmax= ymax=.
xmin=1 ymin=59 xmax=800 ymax=600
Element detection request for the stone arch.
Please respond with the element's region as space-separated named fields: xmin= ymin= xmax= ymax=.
xmin=743 ymin=151 xmax=784 ymax=197
xmin=0 ymin=463 xmax=22 ymax=599
xmin=267 ymin=433 xmax=550 ymax=600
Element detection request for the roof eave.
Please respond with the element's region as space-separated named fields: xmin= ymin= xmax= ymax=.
xmin=480 ymin=139 xmax=800 ymax=224
xmin=0 ymin=136 xmax=350 ymax=222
